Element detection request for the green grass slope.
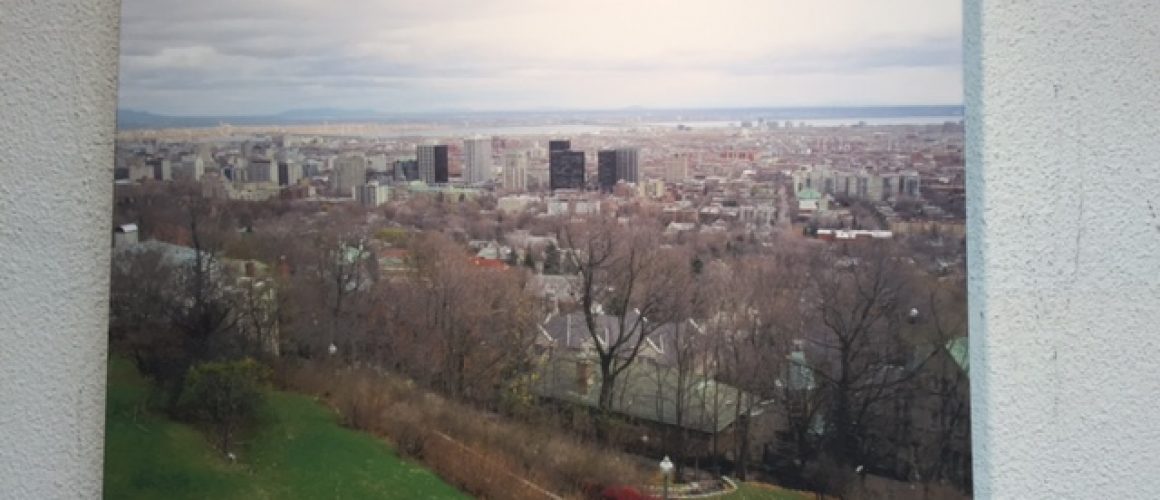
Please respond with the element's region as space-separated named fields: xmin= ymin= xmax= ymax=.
xmin=722 ymin=482 xmax=817 ymax=499
xmin=103 ymin=358 xmax=467 ymax=499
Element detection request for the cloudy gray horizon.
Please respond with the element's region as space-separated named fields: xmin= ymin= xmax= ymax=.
xmin=119 ymin=0 xmax=963 ymax=116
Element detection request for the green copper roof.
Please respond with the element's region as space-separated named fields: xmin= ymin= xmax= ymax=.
xmin=797 ymin=188 xmax=823 ymax=200
xmin=946 ymin=337 xmax=969 ymax=375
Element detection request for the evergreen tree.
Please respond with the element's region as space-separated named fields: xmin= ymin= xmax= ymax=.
xmin=543 ymin=243 xmax=561 ymax=274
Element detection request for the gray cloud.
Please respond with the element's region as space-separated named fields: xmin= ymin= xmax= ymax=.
xmin=118 ymin=0 xmax=963 ymax=114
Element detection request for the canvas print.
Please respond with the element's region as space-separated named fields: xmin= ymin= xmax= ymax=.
xmin=107 ymin=1 xmax=968 ymax=498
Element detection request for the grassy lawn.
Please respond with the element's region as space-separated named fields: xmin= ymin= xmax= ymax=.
xmin=721 ymin=482 xmax=818 ymax=500
xmin=103 ymin=357 xmax=467 ymax=499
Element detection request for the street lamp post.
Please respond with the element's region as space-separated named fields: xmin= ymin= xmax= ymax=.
xmin=659 ymin=455 xmax=674 ymax=500
xmin=327 ymin=342 xmax=338 ymax=372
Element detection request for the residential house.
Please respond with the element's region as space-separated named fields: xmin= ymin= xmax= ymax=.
xmin=531 ymin=311 xmax=769 ymax=460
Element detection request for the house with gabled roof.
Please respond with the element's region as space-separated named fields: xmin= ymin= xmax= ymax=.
xmin=530 ymin=311 xmax=771 ymax=459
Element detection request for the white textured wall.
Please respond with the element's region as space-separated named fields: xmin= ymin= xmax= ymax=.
xmin=0 ymin=0 xmax=120 ymax=498
xmin=2 ymin=0 xmax=1158 ymax=497
xmin=966 ymin=1 xmax=1160 ymax=498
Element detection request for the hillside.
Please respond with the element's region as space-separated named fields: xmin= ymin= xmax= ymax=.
xmin=103 ymin=358 xmax=466 ymax=499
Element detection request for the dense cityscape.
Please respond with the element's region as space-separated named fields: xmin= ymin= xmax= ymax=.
xmin=108 ymin=110 xmax=969 ymax=499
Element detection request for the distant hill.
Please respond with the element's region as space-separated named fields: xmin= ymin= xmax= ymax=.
xmin=116 ymin=108 xmax=389 ymax=129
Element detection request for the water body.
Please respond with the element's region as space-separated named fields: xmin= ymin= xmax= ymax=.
xmin=648 ymin=115 xmax=963 ymax=129
xmin=391 ymin=124 xmax=624 ymax=138
xmin=385 ymin=115 xmax=962 ymax=139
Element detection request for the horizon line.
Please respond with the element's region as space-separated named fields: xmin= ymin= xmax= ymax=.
xmin=120 ymin=103 xmax=965 ymax=119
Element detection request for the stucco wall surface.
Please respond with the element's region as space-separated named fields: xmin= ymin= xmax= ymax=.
xmin=2 ymin=0 xmax=1160 ymax=498
xmin=966 ymin=1 xmax=1160 ymax=498
xmin=0 ymin=0 xmax=120 ymax=498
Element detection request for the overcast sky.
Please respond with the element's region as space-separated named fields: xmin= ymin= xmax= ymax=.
xmin=119 ymin=0 xmax=962 ymax=115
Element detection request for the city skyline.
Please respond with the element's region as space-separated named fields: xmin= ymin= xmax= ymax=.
xmin=119 ymin=0 xmax=963 ymax=116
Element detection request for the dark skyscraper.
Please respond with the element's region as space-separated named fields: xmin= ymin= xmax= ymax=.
xmin=614 ymin=147 xmax=639 ymax=184
xmin=597 ymin=150 xmax=618 ymax=192
xmin=394 ymin=159 xmax=418 ymax=181
xmin=418 ymin=145 xmax=449 ymax=184
xmin=549 ymin=150 xmax=585 ymax=190
xmin=596 ymin=148 xmax=639 ymax=191
xmin=548 ymin=139 xmax=571 ymax=152
xmin=433 ymin=145 xmax=449 ymax=183
xmin=277 ymin=162 xmax=290 ymax=186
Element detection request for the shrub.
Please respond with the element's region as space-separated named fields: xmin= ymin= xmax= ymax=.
xmin=178 ymin=358 xmax=270 ymax=453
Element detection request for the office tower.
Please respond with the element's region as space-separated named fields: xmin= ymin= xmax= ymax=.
xmin=356 ymin=181 xmax=389 ymax=207
xmin=464 ymin=137 xmax=492 ymax=184
xmin=417 ymin=145 xmax=449 ymax=184
xmin=332 ymin=153 xmax=368 ymax=197
xmin=902 ymin=171 xmax=921 ymax=198
xmin=246 ymin=157 xmax=275 ymax=184
xmin=148 ymin=158 xmax=170 ymax=181
xmin=597 ymin=150 xmax=618 ymax=192
xmin=503 ymin=150 xmax=529 ymax=191
xmin=127 ymin=158 xmax=153 ymax=181
xmin=615 ymin=148 xmax=639 ymax=183
xmin=549 ymin=150 xmax=585 ymax=191
xmin=277 ymin=161 xmax=301 ymax=187
xmin=663 ymin=156 xmax=688 ymax=182
xmin=301 ymin=160 xmax=322 ymax=178
xmin=394 ymin=159 xmax=419 ymax=181
xmin=367 ymin=153 xmax=389 ymax=172
xmin=172 ymin=155 xmax=204 ymax=182
xmin=241 ymin=140 xmax=257 ymax=159
xmin=597 ymin=147 xmax=641 ymax=192
xmin=548 ymin=139 xmax=570 ymax=153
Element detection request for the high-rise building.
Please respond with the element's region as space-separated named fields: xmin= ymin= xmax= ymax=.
xmin=548 ymin=140 xmax=571 ymax=153
xmin=277 ymin=161 xmax=300 ymax=187
xmin=301 ymin=160 xmax=322 ymax=178
xmin=549 ymin=150 xmax=585 ymax=191
xmin=503 ymin=150 xmax=529 ymax=191
xmin=393 ymin=159 xmax=418 ymax=181
xmin=793 ymin=167 xmax=921 ymax=202
xmin=615 ymin=148 xmax=639 ymax=183
xmin=597 ymin=147 xmax=640 ymax=191
xmin=172 ymin=155 xmax=204 ymax=182
xmin=147 ymin=158 xmax=170 ymax=181
xmin=356 ymin=181 xmax=389 ymax=207
xmin=417 ymin=145 xmax=449 ymax=184
xmin=332 ymin=153 xmax=368 ymax=197
xmin=597 ymin=150 xmax=618 ymax=192
xmin=246 ymin=157 xmax=275 ymax=185
xmin=663 ymin=156 xmax=688 ymax=182
xmin=367 ymin=153 xmax=389 ymax=172
xmin=463 ymin=137 xmax=492 ymax=184
xmin=241 ymin=140 xmax=258 ymax=159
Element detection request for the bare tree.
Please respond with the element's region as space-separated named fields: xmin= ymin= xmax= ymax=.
xmin=170 ymin=188 xmax=237 ymax=359
xmin=384 ymin=232 xmax=539 ymax=402
xmin=289 ymin=215 xmax=377 ymax=360
xmin=558 ymin=216 xmax=682 ymax=413
xmin=112 ymin=183 xmax=240 ymax=404
xmin=647 ymin=250 xmax=708 ymax=480
xmin=804 ymin=243 xmax=930 ymax=467
xmin=696 ymin=253 xmax=811 ymax=480
xmin=902 ymin=278 xmax=971 ymax=493
xmin=232 ymin=274 xmax=281 ymax=359
xmin=109 ymin=246 xmax=181 ymax=379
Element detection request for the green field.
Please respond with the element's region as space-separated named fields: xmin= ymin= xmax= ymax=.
xmin=103 ymin=358 xmax=467 ymax=499
xmin=722 ymin=482 xmax=817 ymax=500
